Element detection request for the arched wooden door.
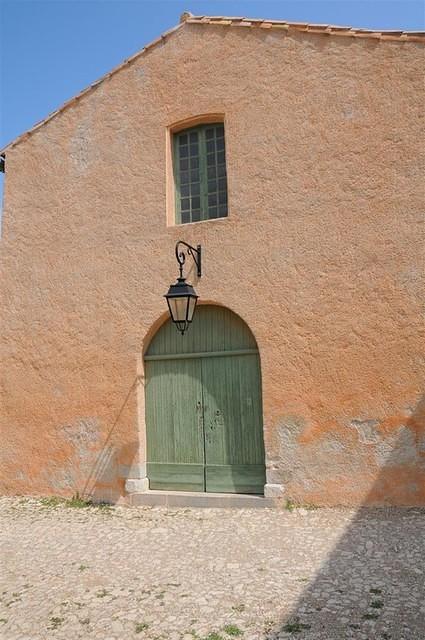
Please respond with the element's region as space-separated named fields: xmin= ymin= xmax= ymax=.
xmin=144 ymin=306 xmax=266 ymax=494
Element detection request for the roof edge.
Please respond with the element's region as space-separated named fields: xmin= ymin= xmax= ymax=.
xmin=186 ymin=15 xmax=425 ymax=43
xmin=1 ymin=13 xmax=424 ymax=155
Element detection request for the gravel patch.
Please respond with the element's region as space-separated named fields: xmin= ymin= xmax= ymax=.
xmin=0 ymin=497 xmax=424 ymax=639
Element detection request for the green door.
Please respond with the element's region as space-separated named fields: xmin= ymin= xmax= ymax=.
xmin=202 ymin=354 xmax=265 ymax=493
xmin=145 ymin=306 xmax=265 ymax=494
xmin=145 ymin=358 xmax=205 ymax=491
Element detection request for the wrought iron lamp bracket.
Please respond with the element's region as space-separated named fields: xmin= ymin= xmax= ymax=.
xmin=175 ymin=241 xmax=202 ymax=279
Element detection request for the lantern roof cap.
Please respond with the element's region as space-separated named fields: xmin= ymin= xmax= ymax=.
xmin=165 ymin=277 xmax=198 ymax=299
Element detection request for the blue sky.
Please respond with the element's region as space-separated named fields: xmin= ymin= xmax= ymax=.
xmin=0 ymin=0 xmax=424 ymax=205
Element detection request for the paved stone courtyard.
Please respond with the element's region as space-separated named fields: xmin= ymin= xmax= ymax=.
xmin=0 ymin=497 xmax=424 ymax=640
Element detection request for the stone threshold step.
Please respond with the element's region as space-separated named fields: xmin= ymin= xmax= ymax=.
xmin=130 ymin=490 xmax=275 ymax=509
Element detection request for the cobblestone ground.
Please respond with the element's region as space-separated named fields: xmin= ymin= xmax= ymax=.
xmin=0 ymin=497 xmax=424 ymax=640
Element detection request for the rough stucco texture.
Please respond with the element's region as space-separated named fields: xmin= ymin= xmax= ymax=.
xmin=1 ymin=24 xmax=424 ymax=505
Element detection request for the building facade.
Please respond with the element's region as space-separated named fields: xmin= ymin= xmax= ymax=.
xmin=1 ymin=14 xmax=424 ymax=506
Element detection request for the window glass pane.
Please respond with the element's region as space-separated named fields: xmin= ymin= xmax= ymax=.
xmin=180 ymin=170 xmax=189 ymax=184
xmin=181 ymin=184 xmax=190 ymax=197
xmin=217 ymin=164 xmax=226 ymax=177
xmin=208 ymin=194 xmax=217 ymax=206
xmin=208 ymin=206 xmax=218 ymax=218
xmin=216 ymin=125 xmax=224 ymax=138
xmin=180 ymin=158 xmax=189 ymax=171
xmin=217 ymin=151 xmax=225 ymax=164
xmin=181 ymin=198 xmax=190 ymax=211
xmin=179 ymin=134 xmax=188 ymax=145
xmin=208 ymin=180 xmax=217 ymax=192
xmin=218 ymin=191 xmax=227 ymax=204
xmin=216 ymin=138 xmax=224 ymax=151
xmin=189 ymin=131 xmax=198 ymax=143
xmin=190 ymin=170 xmax=199 ymax=182
xmin=207 ymin=153 xmax=216 ymax=166
xmin=191 ymin=182 xmax=200 ymax=196
xmin=192 ymin=196 xmax=200 ymax=209
xmin=218 ymin=204 xmax=227 ymax=217
xmin=190 ymin=157 xmax=199 ymax=169
xmin=181 ymin=211 xmax=190 ymax=224
xmin=205 ymin=128 xmax=214 ymax=139
xmin=190 ymin=143 xmax=198 ymax=156
xmin=179 ymin=145 xmax=188 ymax=158
xmin=206 ymin=140 xmax=215 ymax=153
xmin=192 ymin=209 xmax=201 ymax=222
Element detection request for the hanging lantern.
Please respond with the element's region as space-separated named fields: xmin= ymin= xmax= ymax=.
xmin=164 ymin=241 xmax=201 ymax=335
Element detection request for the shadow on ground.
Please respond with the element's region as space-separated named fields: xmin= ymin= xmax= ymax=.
xmin=271 ymin=398 xmax=425 ymax=640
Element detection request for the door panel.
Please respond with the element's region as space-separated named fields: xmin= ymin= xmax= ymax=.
xmin=146 ymin=306 xmax=258 ymax=358
xmin=146 ymin=358 xmax=204 ymax=491
xmin=201 ymin=354 xmax=265 ymax=494
xmin=147 ymin=463 xmax=205 ymax=492
xmin=205 ymin=465 xmax=266 ymax=494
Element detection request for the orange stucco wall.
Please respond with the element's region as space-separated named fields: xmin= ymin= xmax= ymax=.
xmin=1 ymin=23 xmax=424 ymax=505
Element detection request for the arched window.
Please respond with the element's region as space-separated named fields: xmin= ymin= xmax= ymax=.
xmin=173 ymin=123 xmax=228 ymax=224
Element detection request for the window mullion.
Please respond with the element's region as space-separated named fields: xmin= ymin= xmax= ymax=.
xmin=199 ymin=126 xmax=208 ymax=221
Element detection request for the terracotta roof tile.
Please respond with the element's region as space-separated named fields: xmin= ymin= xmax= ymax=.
xmin=1 ymin=13 xmax=423 ymax=154
xmin=186 ymin=14 xmax=424 ymax=43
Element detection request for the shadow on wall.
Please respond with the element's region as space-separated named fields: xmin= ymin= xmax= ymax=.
xmin=271 ymin=395 xmax=425 ymax=640
xmin=79 ymin=376 xmax=141 ymax=504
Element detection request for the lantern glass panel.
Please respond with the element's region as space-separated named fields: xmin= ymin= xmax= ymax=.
xmin=168 ymin=296 xmax=189 ymax=323
xmin=187 ymin=296 xmax=197 ymax=322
